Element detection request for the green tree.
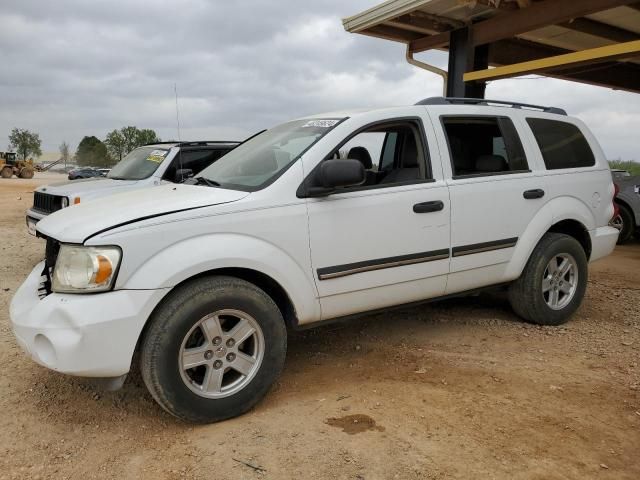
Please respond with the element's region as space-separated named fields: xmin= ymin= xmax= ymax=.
xmin=105 ymin=126 xmax=160 ymax=162
xmin=105 ymin=130 xmax=126 ymax=162
xmin=137 ymin=128 xmax=160 ymax=146
xmin=75 ymin=136 xmax=111 ymax=167
xmin=8 ymin=128 xmax=42 ymax=161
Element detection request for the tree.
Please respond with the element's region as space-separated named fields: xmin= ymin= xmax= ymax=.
xmin=59 ymin=142 xmax=70 ymax=168
xmin=105 ymin=130 xmax=126 ymax=162
xmin=75 ymin=136 xmax=111 ymax=167
xmin=137 ymin=128 xmax=160 ymax=146
xmin=9 ymin=128 xmax=42 ymax=161
xmin=104 ymin=126 xmax=160 ymax=162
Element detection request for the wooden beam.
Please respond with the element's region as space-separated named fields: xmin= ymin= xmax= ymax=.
xmin=472 ymin=0 xmax=637 ymax=46
xmin=409 ymin=31 xmax=451 ymax=52
xmin=464 ymin=39 xmax=640 ymax=81
xmin=489 ymin=38 xmax=640 ymax=92
xmin=409 ymin=0 xmax=636 ymax=52
xmin=560 ymin=17 xmax=639 ymax=42
xmin=364 ymin=24 xmax=423 ymax=43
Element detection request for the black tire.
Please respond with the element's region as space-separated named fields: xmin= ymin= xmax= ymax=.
xmin=140 ymin=276 xmax=287 ymax=423
xmin=508 ymin=233 xmax=588 ymax=326
xmin=614 ymin=203 xmax=634 ymax=244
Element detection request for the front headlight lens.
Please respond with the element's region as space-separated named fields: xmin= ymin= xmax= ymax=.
xmin=52 ymin=245 xmax=121 ymax=293
xmin=61 ymin=197 xmax=69 ymax=208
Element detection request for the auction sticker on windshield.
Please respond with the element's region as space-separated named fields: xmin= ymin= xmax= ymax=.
xmin=302 ymin=120 xmax=340 ymax=128
xmin=147 ymin=150 xmax=168 ymax=163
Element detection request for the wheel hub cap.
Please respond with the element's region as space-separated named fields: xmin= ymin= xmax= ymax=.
xmin=542 ymin=253 xmax=578 ymax=311
xmin=178 ymin=309 xmax=265 ymax=399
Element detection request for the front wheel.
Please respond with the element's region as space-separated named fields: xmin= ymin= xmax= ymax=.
xmin=508 ymin=233 xmax=588 ymax=326
xmin=140 ymin=276 xmax=287 ymax=423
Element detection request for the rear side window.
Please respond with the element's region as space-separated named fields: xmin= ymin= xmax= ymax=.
xmin=441 ymin=116 xmax=528 ymax=177
xmin=526 ymin=119 xmax=595 ymax=170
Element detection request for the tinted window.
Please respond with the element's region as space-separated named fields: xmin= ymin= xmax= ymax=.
xmin=164 ymin=149 xmax=228 ymax=181
xmin=526 ymin=118 xmax=595 ymax=170
xmin=442 ymin=116 xmax=528 ymax=177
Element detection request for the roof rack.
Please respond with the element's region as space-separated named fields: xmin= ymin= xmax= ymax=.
xmin=415 ymin=97 xmax=567 ymax=115
xmin=143 ymin=140 xmax=240 ymax=146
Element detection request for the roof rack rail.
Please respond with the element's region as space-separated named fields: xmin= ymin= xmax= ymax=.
xmin=143 ymin=140 xmax=240 ymax=146
xmin=415 ymin=97 xmax=567 ymax=115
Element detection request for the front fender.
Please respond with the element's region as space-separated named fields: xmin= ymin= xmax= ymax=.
xmin=504 ymin=196 xmax=594 ymax=279
xmin=121 ymin=233 xmax=320 ymax=324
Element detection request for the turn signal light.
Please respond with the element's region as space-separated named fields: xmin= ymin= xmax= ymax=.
xmin=74 ymin=197 xmax=81 ymax=205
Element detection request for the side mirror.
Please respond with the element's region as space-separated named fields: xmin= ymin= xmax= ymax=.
xmin=175 ymin=168 xmax=194 ymax=182
xmin=313 ymin=159 xmax=365 ymax=193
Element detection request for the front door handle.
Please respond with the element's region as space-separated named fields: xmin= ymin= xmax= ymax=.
xmin=413 ymin=200 xmax=444 ymax=213
xmin=523 ymin=189 xmax=545 ymax=199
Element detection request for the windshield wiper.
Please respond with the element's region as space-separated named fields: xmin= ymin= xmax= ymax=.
xmin=191 ymin=176 xmax=221 ymax=187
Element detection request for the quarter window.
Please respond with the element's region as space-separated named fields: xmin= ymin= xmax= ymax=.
xmin=442 ymin=116 xmax=528 ymax=177
xmin=526 ymin=118 xmax=595 ymax=170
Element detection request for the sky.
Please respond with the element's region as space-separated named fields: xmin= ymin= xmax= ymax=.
xmin=1 ymin=0 xmax=639 ymax=160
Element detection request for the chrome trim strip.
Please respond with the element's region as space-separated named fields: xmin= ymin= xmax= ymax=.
xmin=318 ymin=252 xmax=449 ymax=280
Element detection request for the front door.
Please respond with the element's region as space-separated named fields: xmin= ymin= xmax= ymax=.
xmin=305 ymin=117 xmax=451 ymax=320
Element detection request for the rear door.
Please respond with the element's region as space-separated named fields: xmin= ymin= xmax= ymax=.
xmin=428 ymin=107 xmax=547 ymax=294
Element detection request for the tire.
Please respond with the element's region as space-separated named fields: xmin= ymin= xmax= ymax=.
xmin=140 ymin=276 xmax=287 ymax=423
xmin=508 ymin=233 xmax=588 ymax=326
xmin=19 ymin=168 xmax=34 ymax=179
xmin=1 ymin=167 xmax=12 ymax=178
xmin=612 ymin=203 xmax=634 ymax=244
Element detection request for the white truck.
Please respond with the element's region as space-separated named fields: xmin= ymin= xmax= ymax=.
xmin=25 ymin=141 xmax=239 ymax=235
xmin=10 ymin=98 xmax=618 ymax=423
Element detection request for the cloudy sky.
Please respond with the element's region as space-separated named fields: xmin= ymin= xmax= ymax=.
xmin=1 ymin=0 xmax=639 ymax=160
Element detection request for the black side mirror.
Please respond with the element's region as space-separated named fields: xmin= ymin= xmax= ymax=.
xmin=313 ymin=159 xmax=365 ymax=193
xmin=175 ymin=168 xmax=194 ymax=182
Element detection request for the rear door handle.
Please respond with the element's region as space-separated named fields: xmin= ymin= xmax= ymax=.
xmin=523 ymin=189 xmax=545 ymax=199
xmin=413 ymin=200 xmax=444 ymax=213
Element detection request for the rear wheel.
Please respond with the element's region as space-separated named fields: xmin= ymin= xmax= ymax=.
xmin=140 ymin=276 xmax=287 ymax=423
xmin=508 ymin=233 xmax=588 ymax=325
xmin=611 ymin=203 xmax=634 ymax=244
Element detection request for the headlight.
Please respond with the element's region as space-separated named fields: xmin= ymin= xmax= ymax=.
xmin=61 ymin=197 xmax=69 ymax=208
xmin=52 ymin=245 xmax=122 ymax=293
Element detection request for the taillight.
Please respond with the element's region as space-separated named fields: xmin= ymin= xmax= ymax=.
xmin=612 ymin=183 xmax=620 ymax=220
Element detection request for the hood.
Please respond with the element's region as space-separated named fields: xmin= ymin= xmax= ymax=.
xmin=36 ymin=184 xmax=249 ymax=243
xmin=36 ymin=178 xmax=139 ymax=198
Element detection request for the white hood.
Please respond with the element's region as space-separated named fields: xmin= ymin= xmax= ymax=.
xmin=36 ymin=178 xmax=140 ymax=199
xmin=36 ymin=184 xmax=249 ymax=243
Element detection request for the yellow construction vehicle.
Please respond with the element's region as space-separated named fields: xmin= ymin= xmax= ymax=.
xmin=0 ymin=152 xmax=34 ymax=179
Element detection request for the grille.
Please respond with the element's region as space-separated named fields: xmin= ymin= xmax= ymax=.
xmin=39 ymin=237 xmax=61 ymax=297
xmin=33 ymin=192 xmax=64 ymax=214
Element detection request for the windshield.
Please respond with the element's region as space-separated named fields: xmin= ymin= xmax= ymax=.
xmin=107 ymin=147 xmax=170 ymax=180
xmin=195 ymin=118 xmax=344 ymax=191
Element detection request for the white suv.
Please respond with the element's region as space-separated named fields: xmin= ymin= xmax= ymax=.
xmin=10 ymin=98 xmax=618 ymax=423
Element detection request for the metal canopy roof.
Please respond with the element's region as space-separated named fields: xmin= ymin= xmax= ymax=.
xmin=343 ymin=0 xmax=640 ymax=93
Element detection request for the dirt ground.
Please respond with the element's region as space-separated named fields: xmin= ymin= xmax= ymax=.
xmin=1 ymin=175 xmax=638 ymax=480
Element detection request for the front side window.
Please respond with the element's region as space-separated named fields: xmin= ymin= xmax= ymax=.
xmin=526 ymin=118 xmax=595 ymax=170
xmin=324 ymin=119 xmax=429 ymax=189
xmin=442 ymin=116 xmax=528 ymax=177
xmin=108 ymin=147 xmax=170 ymax=180
xmin=196 ymin=119 xmax=344 ymax=191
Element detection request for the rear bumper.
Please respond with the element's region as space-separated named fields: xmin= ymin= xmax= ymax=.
xmin=10 ymin=261 xmax=170 ymax=377
xmin=589 ymin=226 xmax=619 ymax=262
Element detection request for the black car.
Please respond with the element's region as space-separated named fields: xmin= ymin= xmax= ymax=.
xmin=68 ymin=168 xmax=104 ymax=180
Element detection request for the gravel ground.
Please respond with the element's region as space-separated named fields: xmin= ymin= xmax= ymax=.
xmin=1 ymin=175 xmax=639 ymax=480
